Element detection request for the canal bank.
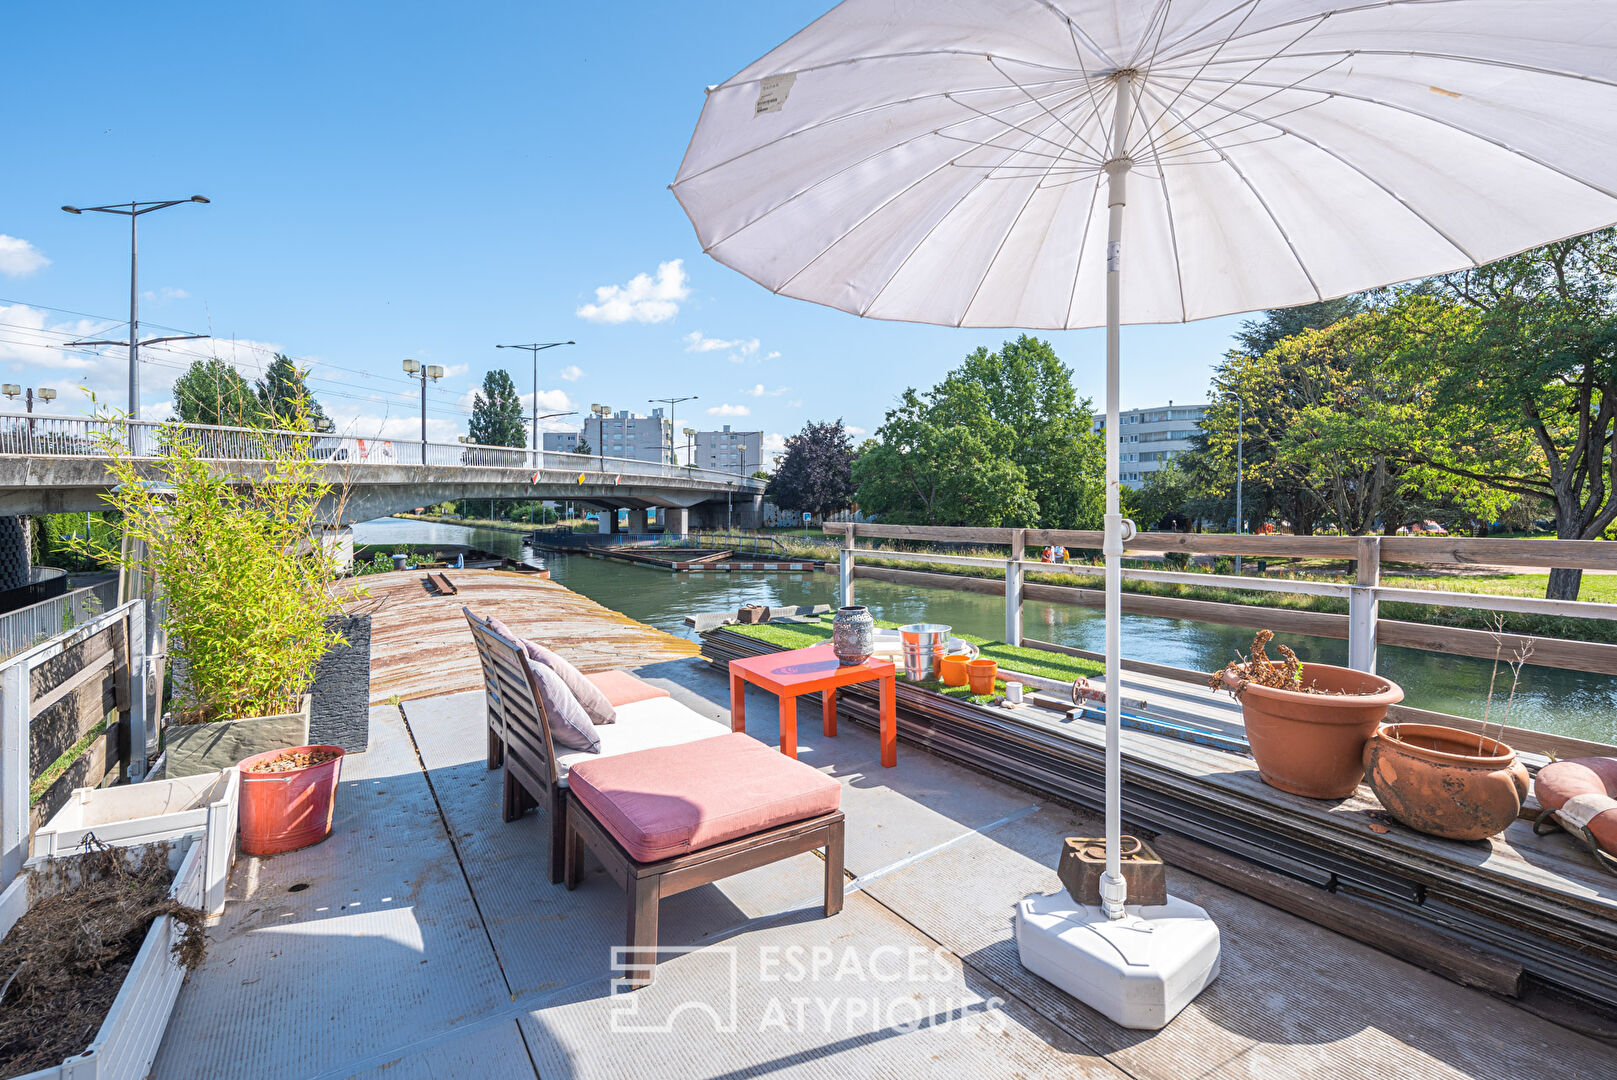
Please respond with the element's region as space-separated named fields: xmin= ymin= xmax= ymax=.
xmin=351 ymin=517 xmax=1617 ymax=741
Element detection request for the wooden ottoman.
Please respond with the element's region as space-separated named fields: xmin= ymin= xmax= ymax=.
xmin=564 ymin=731 xmax=845 ymax=988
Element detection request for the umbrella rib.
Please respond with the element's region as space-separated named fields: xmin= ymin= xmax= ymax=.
xmin=1163 ymin=81 xmax=1482 ymax=263
xmin=1131 ymin=81 xmax=1192 ymax=322
xmin=1067 ymin=22 xmax=1118 ymax=153
xmin=1063 ymin=161 xmax=1108 ymax=329
xmin=1151 ymin=0 xmax=1474 ymax=68
xmin=1173 ymin=73 xmax=1617 ymax=202
xmin=1158 ymin=48 xmax=1617 ymax=94
xmin=1138 ymin=81 xmax=1325 ymax=302
xmin=768 ymin=107 xmax=1081 ymax=300
xmin=1125 ymin=0 xmax=1176 ymax=72
xmin=1034 ymin=0 xmax=1123 ymax=70
xmin=1138 ymin=0 xmax=1266 ymax=149
xmin=956 ymin=105 xmax=1105 ymax=327
xmin=673 ymin=71 xmax=1095 ymax=190
xmin=1143 ymin=0 xmax=1264 ymax=66
xmin=943 ymin=88 xmax=1109 ymax=164
xmin=988 ymin=56 xmax=1109 ymax=161
xmin=1143 ymin=56 xmax=1349 ymax=160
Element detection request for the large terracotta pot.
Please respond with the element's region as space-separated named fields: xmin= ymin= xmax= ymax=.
xmin=1228 ymin=663 xmax=1403 ymax=799
xmin=1363 ymin=724 xmax=1529 ymax=841
xmin=238 ymin=744 xmax=345 ymax=856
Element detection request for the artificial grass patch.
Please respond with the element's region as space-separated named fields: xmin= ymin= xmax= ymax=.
xmin=724 ymin=614 xmax=1104 ymax=684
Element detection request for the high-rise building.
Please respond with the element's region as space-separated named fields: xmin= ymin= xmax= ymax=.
xmin=541 ymin=431 xmax=581 ymax=453
xmin=692 ymin=425 xmax=763 ymax=474
xmin=1093 ymin=401 xmax=1210 ymax=488
xmin=575 ymin=408 xmax=673 ymax=464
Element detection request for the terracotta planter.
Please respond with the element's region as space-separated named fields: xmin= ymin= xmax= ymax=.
xmin=238 ymin=744 xmax=345 ymax=856
xmin=1363 ymin=724 xmax=1529 ymax=841
xmin=966 ymin=658 xmax=999 ymax=696
xmin=939 ymin=654 xmax=972 ymax=687
xmin=1227 ymin=664 xmax=1402 ymax=799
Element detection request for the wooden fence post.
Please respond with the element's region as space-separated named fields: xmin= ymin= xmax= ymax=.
xmin=839 ymin=525 xmax=856 ymax=608
xmin=1 ymin=659 xmax=28 ymax=883
xmin=1349 ymin=536 xmax=1381 ymax=673
xmin=1006 ymin=528 xmax=1025 ymax=646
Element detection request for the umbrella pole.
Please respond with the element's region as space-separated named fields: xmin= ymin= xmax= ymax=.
xmin=1101 ymin=74 xmax=1135 ymax=921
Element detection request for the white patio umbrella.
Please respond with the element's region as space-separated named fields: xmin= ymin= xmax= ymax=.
xmin=671 ymin=0 xmax=1617 ymax=1011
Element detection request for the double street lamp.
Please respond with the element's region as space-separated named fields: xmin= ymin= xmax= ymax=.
xmin=403 ymin=359 xmax=443 ymax=463
xmin=61 ymin=196 xmax=210 ymax=422
xmin=649 ymin=395 xmax=697 ymax=465
xmin=590 ymin=403 xmax=610 ymax=469
xmin=4 ymin=385 xmax=57 ymax=438
xmin=496 ymin=341 xmax=575 ymax=456
xmin=682 ymin=427 xmax=698 ymax=468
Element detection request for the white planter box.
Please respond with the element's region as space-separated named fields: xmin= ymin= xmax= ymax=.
xmin=1 ymin=839 xmax=202 ymax=1080
xmin=32 ymin=769 xmax=239 ymax=916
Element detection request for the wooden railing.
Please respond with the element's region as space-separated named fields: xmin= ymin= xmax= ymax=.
xmin=823 ymin=523 xmax=1617 ymax=676
xmin=0 ymin=600 xmax=147 ymax=881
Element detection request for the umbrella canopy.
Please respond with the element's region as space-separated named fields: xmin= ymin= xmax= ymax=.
xmin=673 ymin=0 xmax=1617 ymax=329
xmin=672 ymin=0 xmax=1617 ymax=923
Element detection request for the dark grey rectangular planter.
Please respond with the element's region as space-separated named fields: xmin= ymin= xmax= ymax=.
xmin=310 ymin=613 xmax=372 ymax=752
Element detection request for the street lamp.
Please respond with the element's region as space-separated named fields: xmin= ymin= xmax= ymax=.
xmin=60 ymin=196 xmax=210 ymax=423
xmin=403 ymin=359 xmax=443 ymax=463
xmin=590 ymin=403 xmax=610 ymax=470
xmin=496 ymin=341 xmax=575 ymax=457
xmin=682 ymin=427 xmax=697 ymax=468
xmin=3 ymin=385 xmax=56 ymax=439
xmin=649 ymin=396 xmax=697 ymax=465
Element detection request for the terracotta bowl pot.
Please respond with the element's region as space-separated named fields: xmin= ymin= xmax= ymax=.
xmin=966 ymin=658 xmax=998 ymax=696
xmin=1228 ymin=663 xmax=1403 ymax=799
xmin=1363 ymin=724 xmax=1529 ymax=841
xmin=939 ymin=654 xmax=972 ymax=687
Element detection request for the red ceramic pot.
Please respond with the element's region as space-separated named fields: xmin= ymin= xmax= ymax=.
xmin=238 ymin=744 xmax=345 ymax=856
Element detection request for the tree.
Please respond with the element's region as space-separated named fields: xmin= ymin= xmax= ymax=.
xmin=173 ymin=358 xmax=261 ymax=427
xmin=855 ymin=336 xmax=1103 ymax=529
xmin=1132 ymin=460 xmax=1198 ymax=531
xmin=469 ymin=369 xmax=526 ymax=447
xmin=1234 ymin=297 xmax=1370 ymax=358
xmin=256 ymin=353 xmax=327 ymax=427
xmin=574 ymin=438 xmax=592 ymax=456
xmin=1386 ymin=229 xmax=1617 ymax=599
xmin=766 ymin=420 xmax=857 ymax=519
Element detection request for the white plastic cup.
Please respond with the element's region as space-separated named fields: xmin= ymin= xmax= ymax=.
xmin=1005 ymin=682 xmax=1024 ymax=703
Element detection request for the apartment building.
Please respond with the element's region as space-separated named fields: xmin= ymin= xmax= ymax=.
xmin=692 ymin=425 xmax=763 ymax=474
xmin=541 ymin=431 xmax=581 ymax=453
xmin=577 ymin=408 xmax=673 ymax=464
xmin=1092 ymin=400 xmax=1209 ymax=488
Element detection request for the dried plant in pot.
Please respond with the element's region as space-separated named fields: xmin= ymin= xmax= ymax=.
xmin=1211 ymin=631 xmax=1403 ymax=799
xmin=1363 ymin=630 xmax=1531 ymax=841
xmin=75 ymin=401 xmax=349 ymax=778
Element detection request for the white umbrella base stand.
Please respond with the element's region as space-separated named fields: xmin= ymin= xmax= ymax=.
xmin=1014 ymin=891 xmax=1221 ymax=1030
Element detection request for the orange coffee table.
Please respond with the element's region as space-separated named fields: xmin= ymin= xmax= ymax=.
xmin=728 ymin=642 xmax=898 ymax=767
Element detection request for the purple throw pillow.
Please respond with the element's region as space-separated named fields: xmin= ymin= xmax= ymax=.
xmin=480 ymin=613 xmax=617 ymax=726
xmin=525 ymin=656 xmax=600 ymax=753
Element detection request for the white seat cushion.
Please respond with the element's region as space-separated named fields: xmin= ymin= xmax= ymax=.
xmin=554 ymin=696 xmax=730 ymax=786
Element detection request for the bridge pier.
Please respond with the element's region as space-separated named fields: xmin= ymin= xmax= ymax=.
xmin=625 ymin=508 xmax=648 ymax=535
xmin=665 ymin=507 xmax=689 ymax=537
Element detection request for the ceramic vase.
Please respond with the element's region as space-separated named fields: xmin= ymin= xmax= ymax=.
xmin=832 ymin=605 xmax=875 ymax=666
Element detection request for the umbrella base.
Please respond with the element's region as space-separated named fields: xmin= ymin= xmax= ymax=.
xmin=1014 ymin=891 xmax=1220 ymax=1030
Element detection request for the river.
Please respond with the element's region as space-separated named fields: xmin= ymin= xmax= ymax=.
xmin=353 ymin=517 xmax=1617 ymax=743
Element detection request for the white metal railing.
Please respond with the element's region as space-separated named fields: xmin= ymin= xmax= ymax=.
xmin=0 ymin=413 xmax=766 ymax=491
xmin=0 ymin=579 xmax=122 ymax=660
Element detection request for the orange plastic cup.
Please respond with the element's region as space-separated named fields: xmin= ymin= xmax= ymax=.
xmin=966 ymin=658 xmax=999 ymax=696
xmin=939 ymin=653 xmax=972 ymax=686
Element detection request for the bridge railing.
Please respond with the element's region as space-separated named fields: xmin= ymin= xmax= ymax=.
xmin=0 ymin=413 xmax=765 ymax=490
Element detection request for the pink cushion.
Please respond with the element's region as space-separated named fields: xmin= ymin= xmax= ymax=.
xmin=568 ymin=733 xmax=841 ymax=862
xmin=483 ymin=614 xmax=617 ymax=726
xmin=585 ymin=670 xmax=671 ymax=708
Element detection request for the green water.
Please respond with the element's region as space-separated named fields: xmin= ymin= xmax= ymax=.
xmin=354 ymin=518 xmax=1617 ymax=743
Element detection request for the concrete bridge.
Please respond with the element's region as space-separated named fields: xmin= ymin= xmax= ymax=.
xmin=0 ymin=414 xmax=765 ymax=533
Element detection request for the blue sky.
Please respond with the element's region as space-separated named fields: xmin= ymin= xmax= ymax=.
xmin=0 ymin=1 xmax=1247 ymax=460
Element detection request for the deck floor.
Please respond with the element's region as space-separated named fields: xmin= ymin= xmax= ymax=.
xmin=154 ymin=655 xmax=1617 ymax=1079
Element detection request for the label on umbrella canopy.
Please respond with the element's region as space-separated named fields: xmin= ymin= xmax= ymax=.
xmin=755 ymin=72 xmax=796 ymax=115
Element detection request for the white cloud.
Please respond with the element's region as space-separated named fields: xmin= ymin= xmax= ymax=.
xmin=707 ymin=403 xmax=751 ymax=417
xmin=440 ymin=363 xmax=470 ymax=378
xmin=685 ymin=330 xmax=773 ymax=365
xmin=742 ymin=383 xmax=789 ymax=398
xmin=846 ymin=425 xmax=867 ymax=436
xmin=764 ymin=351 xmax=781 ymax=361
xmin=763 ymin=432 xmax=787 ymax=457
xmin=141 ymin=286 xmax=189 ymax=301
xmin=577 ymin=259 xmax=689 ymax=324
xmin=559 ymin=364 xmax=584 ymax=382
xmin=0 ymin=236 xmax=48 ymax=277
xmin=787 ymin=399 xmax=803 ymax=408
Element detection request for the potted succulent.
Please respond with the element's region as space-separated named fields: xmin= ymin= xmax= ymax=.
xmin=78 ymin=407 xmax=348 ymax=778
xmin=1363 ymin=634 xmax=1531 ymax=840
xmin=1211 ymin=630 xmax=1403 ymax=799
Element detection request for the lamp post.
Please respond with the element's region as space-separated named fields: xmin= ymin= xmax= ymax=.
xmin=590 ymin=404 xmax=610 ymax=470
xmin=496 ymin=341 xmax=575 ymax=459
xmin=403 ymin=359 xmax=443 ymax=464
xmin=1235 ymin=400 xmax=1245 ymax=574
xmin=2 ymin=385 xmax=57 ymax=440
xmin=682 ymin=427 xmax=697 ymax=468
xmin=60 ymin=197 xmax=210 ymax=425
xmin=648 ymin=396 xmax=697 ymax=465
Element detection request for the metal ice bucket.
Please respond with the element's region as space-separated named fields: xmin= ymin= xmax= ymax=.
xmin=898 ymin=623 xmax=952 ymax=681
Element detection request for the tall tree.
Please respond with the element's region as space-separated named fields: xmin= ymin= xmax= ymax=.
xmin=1387 ymin=229 xmax=1617 ymax=599
xmin=469 ymin=369 xmax=527 ymax=447
xmin=255 ymin=353 xmax=327 ymax=427
xmin=1234 ymin=297 xmax=1369 ymax=358
xmin=766 ymin=420 xmax=857 ymax=519
xmin=173 ymin=358 xmax=261 ymax=427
